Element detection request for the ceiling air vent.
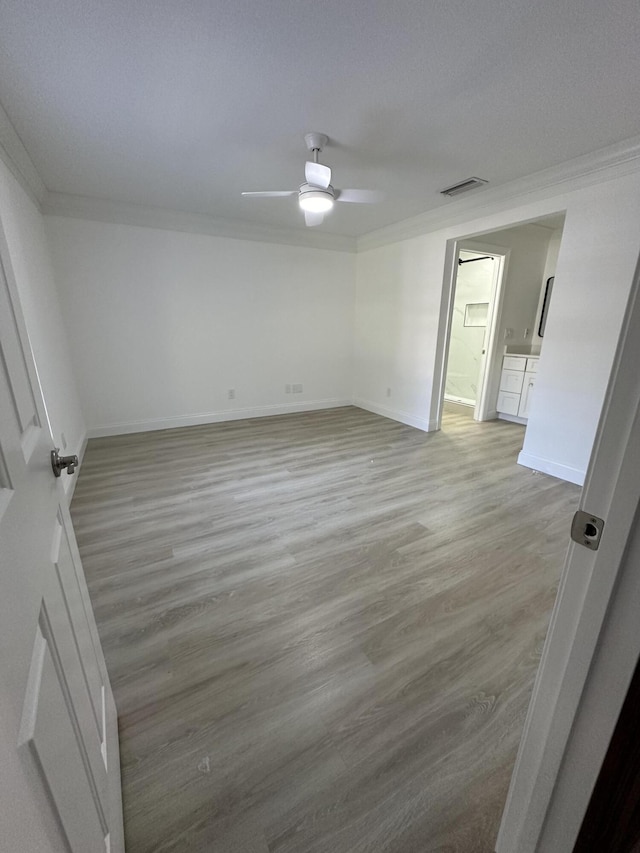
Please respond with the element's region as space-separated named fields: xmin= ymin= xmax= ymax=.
xmin=440 ymin=177 xmax=488 ymax=197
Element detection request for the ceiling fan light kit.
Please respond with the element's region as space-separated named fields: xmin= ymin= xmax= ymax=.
xmin=298 ymin=186 xmax=334 ymax=213
xmin=242 ymin=132 xmax=379 ymax=227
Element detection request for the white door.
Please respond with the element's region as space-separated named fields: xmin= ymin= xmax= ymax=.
xmin=0 ymin=233 xmax=124 ymax=850
xmin=497 ymin=250 xmax=640 ymax=851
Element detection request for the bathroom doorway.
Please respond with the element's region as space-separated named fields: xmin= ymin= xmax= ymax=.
xmin=430 ymin=214 xmax=567 ymax=434
xmin=443 ymin=247 xmax=506 ymax=420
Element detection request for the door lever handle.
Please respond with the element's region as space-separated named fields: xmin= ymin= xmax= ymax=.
xmin=51 ymin=448 xmax=79 ymax=477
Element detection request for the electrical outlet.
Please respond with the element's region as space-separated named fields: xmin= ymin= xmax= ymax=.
xmin=227 ymin=389 xmax=235 ymax=400
xmin=523 ymin=328 xmax=530 ymax=338
xmin=386 ymin=387 xmax=391 ymax=397
xmin=285 ymin=384 xmax=291 ymax=394
xmin=292 ymin=383 xmax=303 ymax=394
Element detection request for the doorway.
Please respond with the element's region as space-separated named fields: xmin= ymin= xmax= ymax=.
xmin=430 ymin=215 xmax=566 ymax=437
xmin=441 ymin=243 xmax=507 ymax=422
xmin=444 ymin=250 xmax=502 ymax=416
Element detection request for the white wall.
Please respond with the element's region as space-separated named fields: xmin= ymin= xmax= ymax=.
xmin=354 ymin=172 xmax=640 ymax=484
xmin=518 ymin=184 xmax=640 ymax=482
xmin=45 ymin=217 xmax=356 ymax=435
xmin=353 ymin=233 xmax=447 ymax=429
xmin=0 ymin=159 xmax=86 ymax=491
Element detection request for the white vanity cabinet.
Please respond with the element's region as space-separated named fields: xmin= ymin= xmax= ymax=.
xmin=497 ymin=355 xmax=538 ymax=420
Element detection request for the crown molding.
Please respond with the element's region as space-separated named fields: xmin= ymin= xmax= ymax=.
xmin=0 ymin=100 xmax=47 ymax=207
xmin=42 ymin=192 xmax=357 ymax=253
xmin=357 ymin=134 xmax=640 ymax=251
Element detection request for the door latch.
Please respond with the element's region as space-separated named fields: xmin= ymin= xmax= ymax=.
xmin=51 ymin=448 xmax=79 ymax=477
xmin=570 ymin=510 xmax=605 ymax=551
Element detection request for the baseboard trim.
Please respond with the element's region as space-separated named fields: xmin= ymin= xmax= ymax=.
xmin=87 ymin=399 xmax=352 ymax=438
xmin=352 ymin=397 xmax=435 ymax=432
xmin=498 ymin=413 xmax=528 ymax=426
xmin=444 ymin=394 xmax=475 ymax=408
xmin=517 ymin=450 xmax=585 ymax=486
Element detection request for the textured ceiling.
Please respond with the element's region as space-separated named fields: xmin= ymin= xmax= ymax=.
xmin=0 ymin=0 xmax=639 ymax=237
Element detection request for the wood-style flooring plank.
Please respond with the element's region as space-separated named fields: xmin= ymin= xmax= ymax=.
xmin=71 ymin=405 xmax=579 ymax=852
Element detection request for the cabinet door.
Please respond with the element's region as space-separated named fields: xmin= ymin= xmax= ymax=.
xmin=503 ymin=356 xmax=527 ymax=372
xmin=497 ymin=391 xmax=521 ymax=416
xmin=518 ymin=372 xmax=536 ymax=418
xmin=500 ymin=369 xmax=525 ymax=394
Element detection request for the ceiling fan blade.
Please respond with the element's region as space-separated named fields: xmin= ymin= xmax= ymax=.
xmin=305 ymin=161 xmax=331 ymax=189
xmin=304 ymin=210 xmax=324 ymax=227
xmin=335 ymin=189 xmax=383 ymax=204
xmin=241 ymin=191 xmax=297 ymax=198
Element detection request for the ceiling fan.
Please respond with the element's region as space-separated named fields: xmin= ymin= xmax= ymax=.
xmin=242 ymin=132 xmax=380 ymax=226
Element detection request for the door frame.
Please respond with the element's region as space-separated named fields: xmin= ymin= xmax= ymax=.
xmin=431 ymin=239 xmax=509 ymax=429
xmin=496 ymin=247 xmax=640 ymax=851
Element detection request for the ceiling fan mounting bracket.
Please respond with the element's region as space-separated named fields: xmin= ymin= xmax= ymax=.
xmin=304 ymin=132 xmax=329 ymax=154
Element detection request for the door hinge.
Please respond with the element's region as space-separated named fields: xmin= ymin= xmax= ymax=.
xmin=571 ymin=510 xmax=605 ymax=551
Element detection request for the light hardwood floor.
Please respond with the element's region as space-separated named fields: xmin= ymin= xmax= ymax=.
xmin=71 ymin=406 xmax=579 ymax=853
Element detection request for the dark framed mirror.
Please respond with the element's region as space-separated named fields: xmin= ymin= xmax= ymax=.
xmin=538 ymin=276 xmax=554 ymax=337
